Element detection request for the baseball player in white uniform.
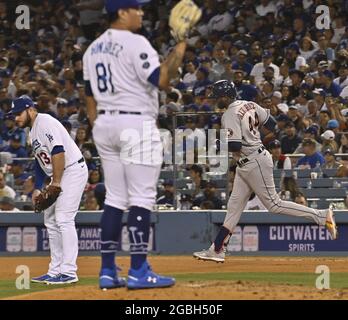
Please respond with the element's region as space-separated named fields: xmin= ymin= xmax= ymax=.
xmin=83 ymin=0 xmax=188 ymax=289
xmin=193 ymin=80 xmax=338 ymax=263
xmin=9 ymin=96 xmax=88 ymax=283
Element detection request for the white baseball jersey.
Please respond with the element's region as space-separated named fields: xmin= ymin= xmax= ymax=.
xmin=83 ymin=29 xmax=160 ymax=119
xmin=29 ymin=114 xmax=83 ymax=176
xmin=222 ymin=100 xmax=270 ymax=157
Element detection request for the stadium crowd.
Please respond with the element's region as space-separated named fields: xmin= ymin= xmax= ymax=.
xmin=1 ymin=0 xmax=348 ymax=211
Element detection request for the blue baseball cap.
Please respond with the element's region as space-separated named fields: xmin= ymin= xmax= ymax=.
xmin=8 ymin=96 xmax=35 ymax=115
xmin=105 ymin=0 xmax=151 ymax=14
xmin=262 ymin=50 xmax=272 ymax=58
xmin=327 ymin=119 xmax=339 ymax=129
xmin=304 ymin=126 xmax=318 ymax=135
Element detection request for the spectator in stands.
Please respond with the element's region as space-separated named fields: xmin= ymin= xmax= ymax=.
xmin=182 ymin=61 xmax=197 ymax=90
xmin=250 ymin=50 xmax=280 ymax=87
xmin=189 ymin=164 xmax=206 ymax=198
xmin=279 ymin=177 xmax=301 ymax=202
xmin=245 ymin=192 xmax=266 ymax=210
xmin=294 ymin=193 xmax=308 ymax=206
xmin=318 ymin=110 xmax=331 ymax=134
xmin=268 ymin=139 xmax=291 ymax=169
xmin=322 ymin=70 xmax=342 ymax=97
xmin=0 ymin=196 xmax=19 ymax=212
xmin=56 ymin=98 xmax=69 ymax=122
xmin=192 ymin=181 xmax=223 ymax=210
xmin=295 ymin=126 xmax=322 ymax=153
xmin=288 ymin=69 xmax=305 ymax=101
xmin=61 ymin=120 xmax=73 ymax=138
xmin=157 ymin=179 xmax=174 ymax=207
xmin=322 ymin=148 xmax=342 ymax=169
xmin=83 ymin=195 xmax=100 ymax=211
xmin=10 ymin=161 xmax=30 ymax=187
xmin=231 ymin=50 xmax=253 ymax=76
xmin=299 ymin=36 xmax=318 ymax=62
xmin=88 ymin=169 xmax=101 ymax=186
xmin=192 ymin=67 xmax=212 ymax=97
xmin=93 ymin=183 xmax=105 ymax=210
xmin=334 ymin=63 xmax=348 ymax=89
xmin=337 ymin=165 xmax=348 ymax=178
xmin=74 ymin=127 xmax=90 ymax=150
xmin=0 ymin=172 xmax=16 ymax=199
xmin=180 ymin=194 xmax=193 ymax=210
xmin=232 ymin=70 xmax=258 ymax=101
xmin=339 ymin=133 xmax=348 ymax=154
xmin=0 ymin=68 xmax=16 ymax=98
xmin=58 ymin=79 xmax=79 ymax=101
xmin=280 ymin=121 xmax=302 ymax=154
xmin=1 ymin=134 xmax=28 ymax=158
xmin=22 ymin=176 xmax=35 ymax=200
xmin=296 ymin=138 xmax=325 ymax=169
xmin=321 ymin=130 xmax=339 ymax=153
xmin=287 ymin=104 xmax=303 ymax=131
xmin=1 ymin=116 xmax=26 ymax=147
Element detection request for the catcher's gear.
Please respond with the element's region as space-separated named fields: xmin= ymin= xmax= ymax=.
xmin=209 ymin=80 xmax=238 ymax=100
xmin=34 ymin=185 xmax=62 ymax=212
xmin=169 ymin=0 xmax=202 ymax=42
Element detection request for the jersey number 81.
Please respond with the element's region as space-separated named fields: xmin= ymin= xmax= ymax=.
xmin=96 ymin=63 xmax=115 ymax=93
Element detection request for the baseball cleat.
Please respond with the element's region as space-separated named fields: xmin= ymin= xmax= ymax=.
xmin=31 ymin=274 xmax=54 ymax=283
xmin=99 ymin=267 xmax=126 ymax=289
xmin=193 ymin=244 xmax=225 ymax=263
xmin=127 ymin=261 xmax=175 ymax=290
xmin=325 ymin=206 xmax=338 ymax=240
xmin=45 ymin=274 xmax=79 ymax=285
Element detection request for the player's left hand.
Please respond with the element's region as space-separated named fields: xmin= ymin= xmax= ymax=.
xmin=34 ymin=185 xmax=62 ymax=213
xmin=169 ymin=0 xmax=202 ymax=42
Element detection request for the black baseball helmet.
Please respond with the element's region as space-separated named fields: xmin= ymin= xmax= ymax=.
xmin=208 ymin=80 xmax=238 ymax=100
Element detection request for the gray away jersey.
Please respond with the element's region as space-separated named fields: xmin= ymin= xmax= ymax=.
xmin=222 ymin=100 xmax=270 ymax=157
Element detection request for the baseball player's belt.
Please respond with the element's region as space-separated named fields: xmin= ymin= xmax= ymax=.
xmin=237 ymin=145 xmax=266 ymax=167
xmin=98 ymin=110 xmax=141 ymax=115
xmin=65 ymin=157 xmax=85 ymax=170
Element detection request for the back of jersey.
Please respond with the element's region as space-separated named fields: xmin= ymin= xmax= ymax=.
xmin=83 ymin=29 xmax=160 ymax=119
xmin=222 ymin=100 xmax=270 ymax=157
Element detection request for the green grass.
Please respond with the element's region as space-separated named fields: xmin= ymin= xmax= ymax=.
xmin=1 ymin=272 xmax=348 ymax=299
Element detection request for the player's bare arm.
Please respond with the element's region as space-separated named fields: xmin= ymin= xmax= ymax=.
xmin=86 ymin=96 xmax=97 ymax=127
xmin=159 ymin=41 xmax=187 ymax=90
xmin=51 ymin=152 xmax=65 ymax=187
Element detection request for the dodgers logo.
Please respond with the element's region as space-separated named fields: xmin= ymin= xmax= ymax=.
xmin=46 ymin=134 xmax=54 ymax=143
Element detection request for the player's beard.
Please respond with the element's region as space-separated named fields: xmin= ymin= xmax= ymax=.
xmin=23 ymin=110 xmax=32 ymax=128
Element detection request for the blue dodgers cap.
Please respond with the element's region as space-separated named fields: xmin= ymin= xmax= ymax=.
xmin=262 ymin=50 xmax=272 ymax=58
xmin=276 ymin=114 xmax=290 ymax=122
xmin=8 ymin=96 xmax=35 ymax=115
xmin=327 ymin=119 xmax=339 ymax=129
xmin=305 ymin=126 xmax=318 ymax=135
xmin=104 ymin=0 xmax=150 ymax=14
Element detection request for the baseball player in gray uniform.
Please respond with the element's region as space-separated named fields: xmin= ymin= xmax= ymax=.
xmin=83 ymin=0 xmax=197 ymax=289
xmin=193 ymin=80 xmax=338 ymax=262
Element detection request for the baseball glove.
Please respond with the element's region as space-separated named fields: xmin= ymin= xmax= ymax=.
xmin=169 ymin=0 xmax=202 ymax=42
xmin=34 ymin=185 xmax=62 ymax=212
